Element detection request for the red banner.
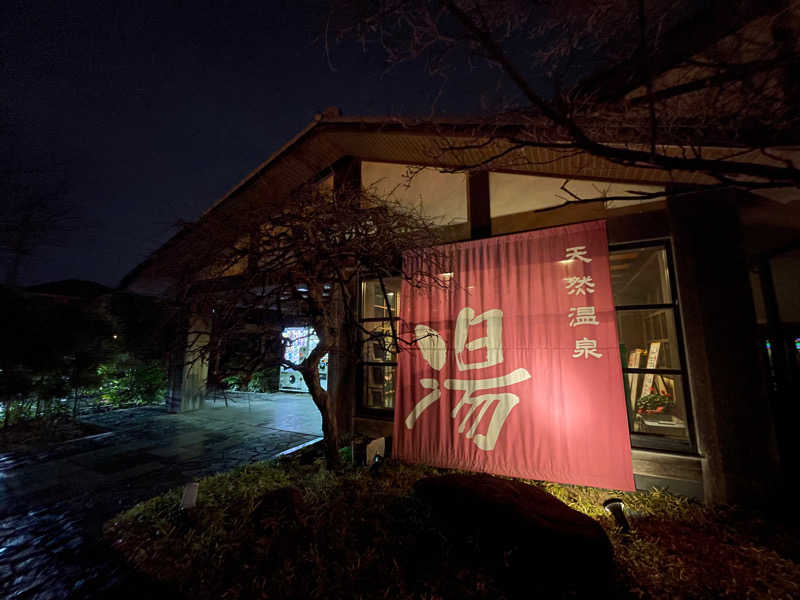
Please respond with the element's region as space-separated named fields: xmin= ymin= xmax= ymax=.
xmin=394 ymin=220 xmax=634 ymax=490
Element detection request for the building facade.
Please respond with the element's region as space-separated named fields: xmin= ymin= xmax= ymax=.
xmin=122 ymin=116 xmax=798 ymax=505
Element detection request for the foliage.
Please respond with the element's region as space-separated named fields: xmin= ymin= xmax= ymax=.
xmin=635 ymin=389 xmax=676 ymax=413
xmin=218 ymin=369 xmax=275 ymax=393
xmin=96 ymin=356 xmax=167 ymax=407
xmin=0 ymin=285 xmax=110 ymax=424
xmin=108 ymin=291 xmax=175 ymax=362
xmin=246 ymin=368 xmax=276 ymax=393
xmin=221 ymin=375 xmax=243 ymax=391
xmin=106 ymin=458 xmax=800 ymax=600
xmin=0 ymin=286 xmax=170 ymax=427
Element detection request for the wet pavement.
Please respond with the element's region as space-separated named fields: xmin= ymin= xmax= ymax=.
xmin=0 ymin=392 xmax=322 ymax=599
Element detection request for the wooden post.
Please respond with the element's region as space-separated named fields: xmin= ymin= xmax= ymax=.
xmin=468 ymin=171 xmax=491 ymax=240
xmin=669 ymin=191 xmax=782 ymax=504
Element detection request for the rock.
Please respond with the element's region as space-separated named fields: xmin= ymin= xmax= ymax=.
xmin=250 ymin=487 xmax=306 ymax=526
xmin=414 ymin=473 xmax=614 ymax=597
xmin=238 ymin=487 xmax=310 ymax=576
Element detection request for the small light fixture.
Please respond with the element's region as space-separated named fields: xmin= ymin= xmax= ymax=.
xmin=181 ymin=482 xmax=199 ymax=510
xmin=603 ymin=497 xmax=631 ymax=534
xmin=112 ymin=334 xmax=118 ymax=340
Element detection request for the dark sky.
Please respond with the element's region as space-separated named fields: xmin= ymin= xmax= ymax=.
xmin=3 ymin=1 xmax=489 ymax=287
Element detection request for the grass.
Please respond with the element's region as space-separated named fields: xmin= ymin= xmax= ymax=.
xmin=105 ymin=454 xmax=799 ymax=599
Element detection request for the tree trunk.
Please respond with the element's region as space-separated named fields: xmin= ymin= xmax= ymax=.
xmin=3 ymin=395 xmax=11 ymax=428
xmin=301 ymin=334 xmax=343 ymax=470
xmin=303 ymin=375 xmax=343 ymax=469
xmin=72 ymin=366 xmax=80 ymax=417
xmin=320 ymin=393 xmax=342 ymax=469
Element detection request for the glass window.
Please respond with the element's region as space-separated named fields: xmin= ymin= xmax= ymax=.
xmin=361 ymin=278 xmax=401 ymax=319
xmin=358 ymin=246 xmax=693 ymax=443
xmin=363 ymin=365 xmax=396 ymax=410
xmin=359 ymin=278 xmax=401 ymax=413
xmin=362 ymin=321 xmax=397 ymax=362
xmin=624 ymin=374 xmax=689 ymax=438
xmin=610 ymin=246 xmax=671 ymax=306
xmin=616 ymin=309 xmax=681 ymax=370
xmin=612 ymin=245 xmax=691 ymax=446
xmin=361 ymin=162 xmax=468 ymax=224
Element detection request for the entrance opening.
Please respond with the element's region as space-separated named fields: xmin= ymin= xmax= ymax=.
xmin=279 ymin=327 xmax=328 ymax=393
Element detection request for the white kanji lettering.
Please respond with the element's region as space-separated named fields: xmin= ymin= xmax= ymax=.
xmin=445 ymin=368 xmax=531 ymax=451
xmin=565 ymin=245 xmax=592 ymax=263
xmin=404 ymin=378 xmax=440 ymax=429
xmin=454 ymin=307 xmax=503 ymax=371
xmin=572 ymin=338 xmax=603 ymax=359
xmin=563 ymin=276 xmax=596 ymax=295
xmin=568 ymin=306 xmax=600 ymax=327
xmin=415 ymin=325 xmax=446 ymax=370
xmin=405 ymin=307 xmax=530 ymax=451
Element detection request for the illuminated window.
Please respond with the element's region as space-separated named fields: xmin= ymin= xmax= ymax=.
xmin=359 ymin=278 xmax=401 ymax=412
xmin=611 ymin=244 xmax=692 ymax=449
xmin=357 ymin=244 xmax=694 ymax=451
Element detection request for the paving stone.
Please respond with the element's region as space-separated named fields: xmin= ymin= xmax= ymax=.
xmin=2 ymin=534 xmax=31 ymax=548
xmin=0 ymin=394 xmax=322 ymax=599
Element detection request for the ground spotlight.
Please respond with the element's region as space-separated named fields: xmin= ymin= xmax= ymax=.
xmin=603 ymin=497 xmax=631 ymax=533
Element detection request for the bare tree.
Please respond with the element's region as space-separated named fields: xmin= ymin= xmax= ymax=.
xmin=176 ymin=181 xmax=449 ymax=469
xmin=331 ymin=0 xmax=800 ymax=201
xmin=0 ymin=174 xmax=75 ymax=286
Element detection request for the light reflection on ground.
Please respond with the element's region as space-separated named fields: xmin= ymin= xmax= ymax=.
xmin=0 ymin=393 xmax=321 ymax=599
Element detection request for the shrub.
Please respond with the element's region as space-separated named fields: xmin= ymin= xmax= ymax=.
xmin=96 ymin=357 xmax=167 ymax=407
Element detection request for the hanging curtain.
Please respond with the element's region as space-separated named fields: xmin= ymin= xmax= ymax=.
xmin=395 ymin=220 xmax=634 ymax=490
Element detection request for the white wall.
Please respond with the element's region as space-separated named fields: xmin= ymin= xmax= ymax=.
xmin=361 ymin=161 xmax=468 ymax=224
xmin=489 ymin=172 xmax=665 ymax=217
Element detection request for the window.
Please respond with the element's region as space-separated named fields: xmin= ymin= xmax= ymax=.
xmin=357 ymin=243 xmax=695 ymax=451
xmin=611 ymin=244 xmax=693 ymax=450
xmin=359 ymin=278 xmax=401 ymax=413
xmin=361 ymin=162 xmax=468 ymax=224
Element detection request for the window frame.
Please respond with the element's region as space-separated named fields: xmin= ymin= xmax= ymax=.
xmin=357 ymin=278 xmax=400 ymax=419
xmin=355 ymin=240 xmax=700 ymax=453
xmin=611 ymin=239 xmax=697 ymax=453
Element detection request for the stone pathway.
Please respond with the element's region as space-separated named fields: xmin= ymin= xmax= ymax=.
xmin=0 ymin=393 xmax=322 ymax=599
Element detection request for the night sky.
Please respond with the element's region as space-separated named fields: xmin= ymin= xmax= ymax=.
xmin=3 ymin=1 xmax=490 ymax=287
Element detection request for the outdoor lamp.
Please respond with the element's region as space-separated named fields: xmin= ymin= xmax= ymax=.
xmin=602 ymin=497 xmax=631 ymax=534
